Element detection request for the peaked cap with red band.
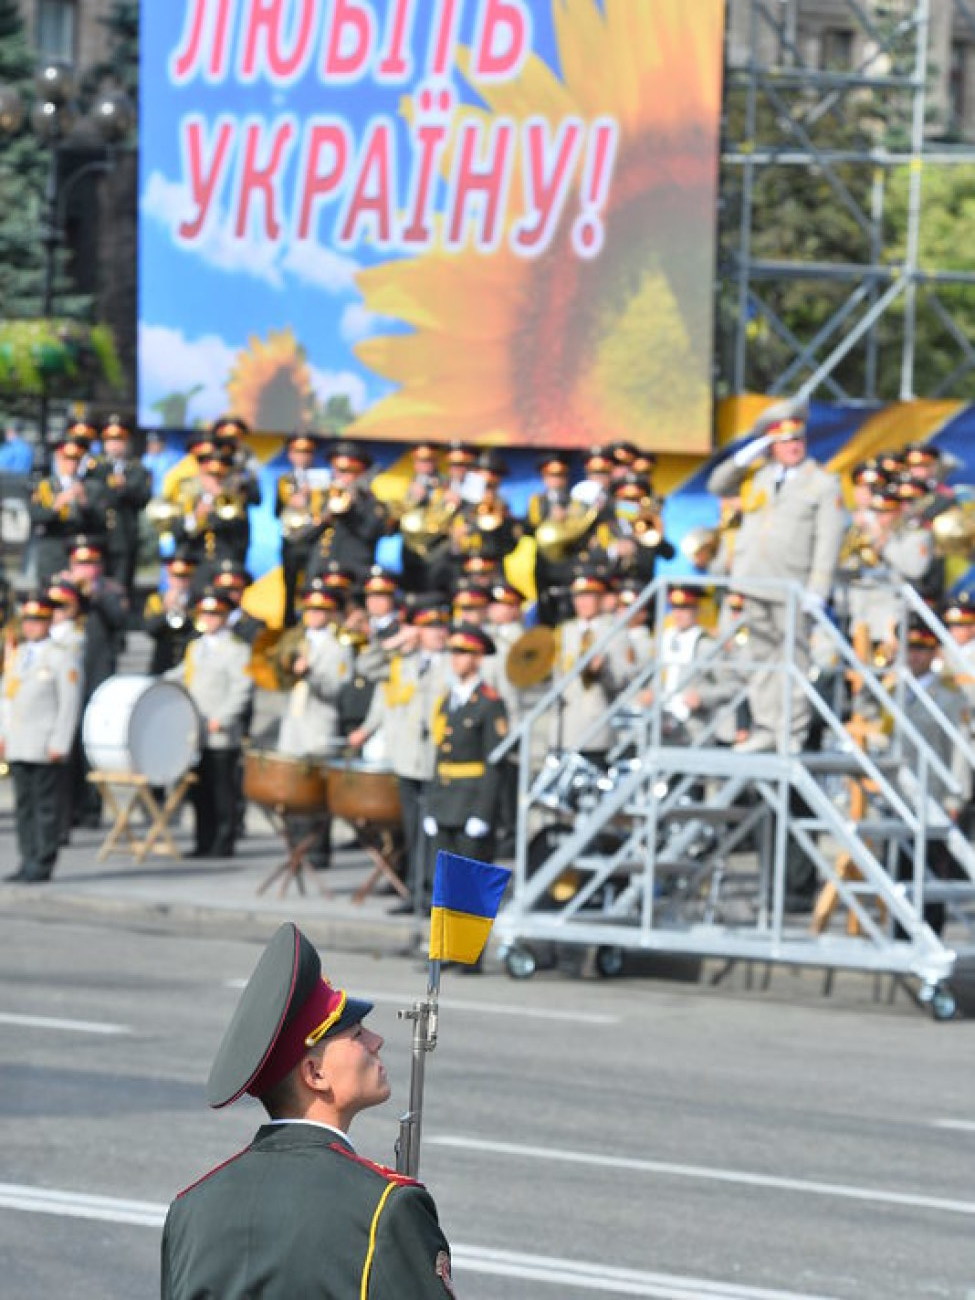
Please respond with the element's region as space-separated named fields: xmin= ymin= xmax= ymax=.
xmin=207 ymin=922 xmax=373 ymax=1108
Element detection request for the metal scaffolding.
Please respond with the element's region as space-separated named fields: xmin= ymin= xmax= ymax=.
xmin=721 ymin=0 xmax=975 ymax=402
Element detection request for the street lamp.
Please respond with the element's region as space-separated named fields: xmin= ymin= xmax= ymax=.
xmin=0 ymin=63 xmax=135 ymax=449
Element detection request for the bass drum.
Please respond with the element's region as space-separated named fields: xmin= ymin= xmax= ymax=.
xmin=243 ymin=749 xmax=329 ymax=815
xmin=325 ymin=759 xmax=401 ymax=827
xmin=83 ymin=675 xmax=201 ymax=785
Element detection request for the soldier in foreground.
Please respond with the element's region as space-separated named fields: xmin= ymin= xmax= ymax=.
xmin=161 ymin=922 xmax=455 ymax=1299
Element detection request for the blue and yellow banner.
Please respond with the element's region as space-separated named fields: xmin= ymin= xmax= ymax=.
xmin=429 ymin=851 xmax=511 ymax=965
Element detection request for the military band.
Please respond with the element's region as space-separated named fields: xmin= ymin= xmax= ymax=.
xmin=8 ymin=411 xmax=975 ymax=907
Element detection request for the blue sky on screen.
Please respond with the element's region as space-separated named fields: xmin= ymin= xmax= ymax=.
xmin=138 ymin=2 xmax=566 ymax=429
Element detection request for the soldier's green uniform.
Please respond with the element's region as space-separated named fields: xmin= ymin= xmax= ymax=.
xmin=425 ymin=624 xmax=508 ymax=871
xmin=161 ymin=923 xmax=456 ymax=1300
xmin=161 ymin=1124 xmax=453 ymax=1300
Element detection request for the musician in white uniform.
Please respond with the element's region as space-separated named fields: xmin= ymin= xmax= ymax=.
xmin=551 ymin=570 xmax=627 ymax=760
xmin=167 ymin=588 xmax=253 ymax=858
xmin=1 ymin=593 xmax=82 ymax=882
xmin=277 ymin=584 xmax=354 ymax=761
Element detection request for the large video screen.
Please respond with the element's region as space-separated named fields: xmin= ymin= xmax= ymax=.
xmin=139 ymin=1 xmax=725 ymax=452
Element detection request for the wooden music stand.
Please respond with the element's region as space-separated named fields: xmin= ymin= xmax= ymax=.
xmin=87 ymin=770 xmax=197 ymax=863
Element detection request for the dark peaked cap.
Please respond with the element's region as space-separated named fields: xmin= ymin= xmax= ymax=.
xmin=207 ymin=922 xmax=373 ymax=1108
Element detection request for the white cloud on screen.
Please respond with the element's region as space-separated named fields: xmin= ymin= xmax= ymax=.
xmin=138 ymin=322 xmax=235 ymax=423
xmin=309 ymin=364 xmax=368 ymax=412
xmin=139 ymin=322 xmax=370 ymax=424
xmin=142 ymin=170 xmax=360 ymax=294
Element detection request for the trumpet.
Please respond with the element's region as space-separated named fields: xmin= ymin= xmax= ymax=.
xmin=474 ymin=496 xmax=507 ymax=532
xmin=630 ymin=496 xmax=665 ymax=549
xmin=215 ymin=492 xmax=246 ymax=522
xmin=324 ymin=484 xmax=353 ymax=517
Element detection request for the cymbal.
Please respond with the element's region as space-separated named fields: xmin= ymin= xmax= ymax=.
xmin=506 ymin=626 xmax=556 ymax=689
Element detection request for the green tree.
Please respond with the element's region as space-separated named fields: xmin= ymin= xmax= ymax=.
xmin=81 ymin=1 xmax=139 ymax=104
xmin=0 ymin=0 xmax=50 ymax=322
xmin=717 ymin=20 xmax=975 ymax=403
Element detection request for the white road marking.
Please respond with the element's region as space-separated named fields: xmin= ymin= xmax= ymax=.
xmin=930 ymin=1119 xmax=975 ymax=1133
xmin=0 ymin=1184 xmax=161 ymax=1227
xmin=0 ymin=1184 xmax=840 ymax=1298
xmin=431 ymin=1136 xmax=975 ymax=1218
xmin=225 ymin=980 xmax=619 ymax=1024
xmin=0 ymin=1012 xmax=129 ymax=1036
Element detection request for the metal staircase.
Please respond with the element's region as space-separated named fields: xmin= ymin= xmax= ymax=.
xmin=490 ymin=577 xmax=975 ymax=1017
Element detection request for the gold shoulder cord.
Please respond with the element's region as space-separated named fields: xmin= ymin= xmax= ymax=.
xmin=359 ymin=1182 xmax=397 ymax=1300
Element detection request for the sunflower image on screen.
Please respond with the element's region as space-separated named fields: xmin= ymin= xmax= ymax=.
xmin=351 ymin=0 xmax=724 ymax=453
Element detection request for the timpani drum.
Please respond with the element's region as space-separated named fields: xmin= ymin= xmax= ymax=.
xmin=243 ymin=748 xmax=329 ymax=815
xmin=324 ymin=758 xmax=401 ymax=827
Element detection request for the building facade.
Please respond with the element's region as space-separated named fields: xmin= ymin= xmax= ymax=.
xmin=727 ymin=0 xmax=975 ymax=141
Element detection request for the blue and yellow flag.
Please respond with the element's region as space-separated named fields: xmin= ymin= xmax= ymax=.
xmin=428 ymin=852 xmax=512 ymax=965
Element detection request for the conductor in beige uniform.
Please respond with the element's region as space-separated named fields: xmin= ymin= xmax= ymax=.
xmin=1 ymin=593 xmax=82 ymax=882
xmin=706 ymin=397 xmax=847 ymax=751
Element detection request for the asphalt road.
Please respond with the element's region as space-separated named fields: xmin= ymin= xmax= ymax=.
xmin=1 ymin=913 xmax=973 ymax=1299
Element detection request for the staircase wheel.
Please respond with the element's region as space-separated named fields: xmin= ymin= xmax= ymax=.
xmin=595 ymin=945 xmax=625 ymax=978
xmin=504 ymin=945 xmax=537 ymax=981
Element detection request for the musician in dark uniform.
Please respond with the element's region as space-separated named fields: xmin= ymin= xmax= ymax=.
xmin=526 ymin=452 xmax=574 ymax=626
xmin=423 ymin=623 xmax=508 ymax=889
xmin=400 ymin=441 xmax=448 ymax=593
xmin=143 ymin=550 xmax=199 ymax=675
xmin=28 ymin=433 xmax=106 ymax=583
xmin=209 ymin=414 xmax=263 ymax=510
xmin=171 ymin=444 xmax=251 ymax=580
xmin=276 ymin=431 xmax=328 ymax=627
xmin=308 ymin=441 xmax=389 ymax=579
xmin=161 ymin=922 xmax=455 ymax=1300
xmin=64 ymin=535 xmax=130 ymax=829
xmin=87 ymin=414 xmax=152 ymax=599
xmin=443 ymin=450 xmax=520 ymax=593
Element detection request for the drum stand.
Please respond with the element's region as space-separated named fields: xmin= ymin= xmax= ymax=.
xmin=256 ymin=805 xmax=333 ymax=898
xmin=350 ymin=822 xmax=410 ymax=905
xmin=88 ymin=770 xmax=198 ymax=863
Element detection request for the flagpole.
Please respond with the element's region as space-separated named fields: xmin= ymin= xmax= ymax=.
xmin=395 ymin=958 xmax=441 ymax=1177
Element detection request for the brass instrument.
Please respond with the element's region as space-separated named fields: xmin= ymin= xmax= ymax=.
xmin=215 ymin=492 xmax=246 ymax=522
xmin=506 ymin=626 xmax=556 ymax=688
xmin=280 ymin=504 xmax=316 ymax=543
xmin=336 ymin=624 xmax=369 ymax=650
xmin=146 ymin=497 xmax=183 ymax=536
xmin=837 ymin=522 xmax=881 ymax=573
xmin=399 ymin=493 xmax=458 ymax=559
xmin=932 ymin=500 xmax=975 ymax=559
xmin=631 ymin=496 xmax=664 ymax=549
xmin=324 ymin=484 xmax=353 ymax=517
xmin=474 ymin=496 xmax=506 ymax=532
xmin=679 ymin=509 xmax=742 ymax=569
xmin=535 ymin=502 xmax=598 ymax=562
